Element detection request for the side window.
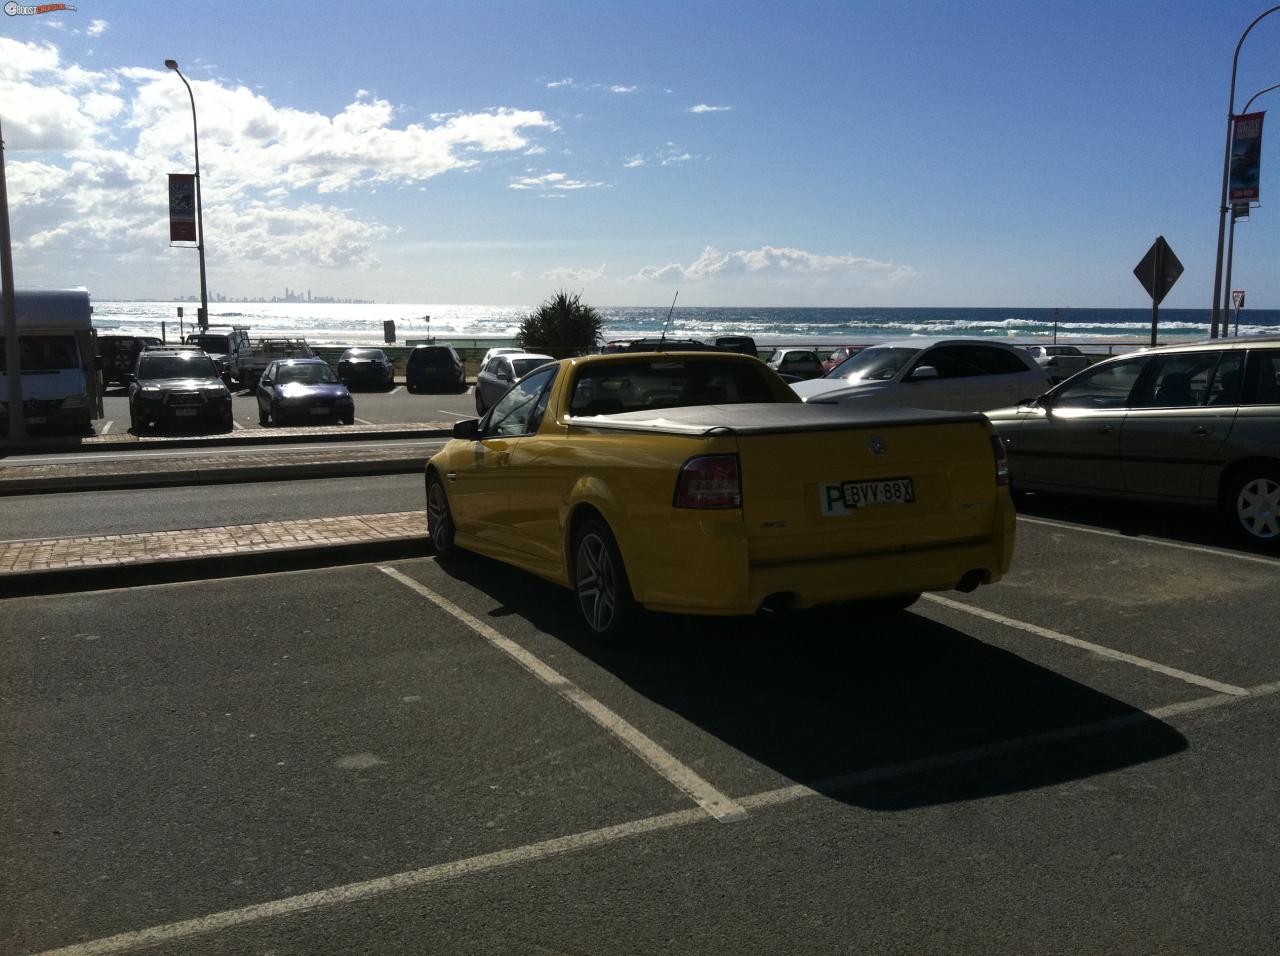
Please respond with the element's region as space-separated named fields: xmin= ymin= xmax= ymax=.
xmin=1244 ymin=350 xmax=1280 ymax=406
xmin=971 ymin=346 xmax=1032 ymax=375
xmin=1206 ymin=353 xmax=1245 ymax=407
xmin=482 ymin=358 xmax=501 ymax=374
xmin=486 ymin=367 xmax=557 ymax=437
xmin=1054 ymin=357 xmax=1149 ymax=409
xmin=916 ymin=346 xmax=980 ymax=379
xmin=1132 ymin=352 xmax=1224 ymax=408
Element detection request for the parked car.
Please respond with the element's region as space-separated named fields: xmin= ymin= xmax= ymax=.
xmin=97 ymin=334 xmax=163 ymax=386
xmin=821 ymin=344 xmax=872 ymax=374
xmin=256 ymin=357 xmax=355 ymax=426
xmin=474 ymin=351 xmax=554 ymax=415
xmin=425 ymin=351 xmax=1015 ymax=639
xmin=714 ymin=335 xmax=759 ymax=357
xmin=765 ymin=347 xmax=825 ymax=379
xmin=236 ymin=337 xmax=316 ymax=390
xmin=987 ymin=337 xmax=1280 ymax=549
xmin=184 ymin=326 xmax=252 ymax=383
xmin=0 ymin=290 xmax=101 ymax=434
xmin=129 ymin=346 xmax=233 ymax=432
xmin=479 ymin=346 xmax=525 ymax=367
xmin=792 ymin=337 xmax=1051 ymax=412
xmin=406 ymin=345 xmax=466 ymax=393
xmin=337 ymin=348 xmax=395 ymax=390
xmin=1023 ymin=344 xmax=1091 ymax=383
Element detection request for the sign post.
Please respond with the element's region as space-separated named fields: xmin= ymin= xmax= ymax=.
xmin=1232 ymin=289 xmax=1246 ymax=337
xmin=1133 ymin=236 xmax=1184 ymax=347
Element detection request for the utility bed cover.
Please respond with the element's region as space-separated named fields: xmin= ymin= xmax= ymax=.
xmin=567 ymin=402 xmax=983 ymax=436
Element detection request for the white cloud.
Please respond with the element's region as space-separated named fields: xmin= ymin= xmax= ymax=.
xmin=509 ymin=270 xmax=526 ymax=280
xmin=87 ymin=20 xmax=109 ymax=36
xmin=626 ymin=245 xmax=917 ymax=285
xmin=610 ymin=85 xmax=637 ymax=94
xmin=541 ymin=264 xmax=606 ymax=284
xmin=509 ymin=171 xmax=604 ymax=192
xmin=0 ymin=37 xmax=557 ymax=286
xmin=546 ymin=77 xmax=574 ymax=89
xmin=523 ymin=145 xmax=547 ymax=155
xmin=661 ymin=152 xmax=692 ymax=166
xmin=625 ymin=143 xmax=697 ymax=168
xmin=623 ymin=155 xmax=646 ymax=168
xmin=689 ymin=104 xmax=731 ymax=113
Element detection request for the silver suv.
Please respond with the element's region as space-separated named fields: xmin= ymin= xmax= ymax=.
xmin=987 ymin=338 xmax=1280 ymax=548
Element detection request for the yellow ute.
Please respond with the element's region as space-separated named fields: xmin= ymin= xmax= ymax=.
xmin=425 ymin=351 xmax=1015 ymax=639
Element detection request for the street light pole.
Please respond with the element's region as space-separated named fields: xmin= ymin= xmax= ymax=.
xmin=165 ymin=59 xmax=209 ymax=330
xmin=1209 ymin=6 xmax=1279 ymax=340
xmin=1222 ymin=82 xmax=1279 ymax=335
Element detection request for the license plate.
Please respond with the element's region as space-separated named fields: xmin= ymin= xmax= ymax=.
xmin=174 ymin=408 xmax=198 ymax=417
xmin=310 ymin=407 xmax=329 ymax=416
xmin=821 ymin=477 xmax=915 ymax=515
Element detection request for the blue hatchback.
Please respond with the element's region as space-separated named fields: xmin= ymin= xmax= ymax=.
xmin=256 ymin=358 xmax=355 ymax=426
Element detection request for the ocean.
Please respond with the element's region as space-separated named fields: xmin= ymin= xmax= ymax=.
xmin=91 ymin=301 xmax=1280 ymax=348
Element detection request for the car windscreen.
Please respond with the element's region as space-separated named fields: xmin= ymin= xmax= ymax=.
xmin=824 ymin=347 xmax=918 ymax=382
xmin=511 ymin=358 xmax=550 ymax=378
xmin=0 ymin=335 xmax=80 ymax=371
xmin=410 ymin=350 xmax=455 ymax=368
xmin=276 ymin=364 xmax=337 ymax=385
xmin=568 ymin=358 xmax=776 ymax=415
xmin=187 ymin=335 xmax=230 ymax=352
xmin=138 ymin=354 xmax=219 ymax=379
xmin=342 ymin=349 xmax=384 ymax=360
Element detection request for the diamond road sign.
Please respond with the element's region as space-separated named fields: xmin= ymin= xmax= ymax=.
xmin=1133 ymin=236 xmax=1184 ymax=306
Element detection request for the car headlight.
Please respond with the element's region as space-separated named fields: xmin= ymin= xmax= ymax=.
xmin=140 ymin=385 xmax=162 ymax=396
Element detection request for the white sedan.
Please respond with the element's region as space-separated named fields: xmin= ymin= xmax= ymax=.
xmin=791 ymin=337 xmax=1051 ymax=412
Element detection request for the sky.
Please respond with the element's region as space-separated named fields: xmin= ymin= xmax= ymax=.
xmin=1 ymin=0 xmax=1276 ymax=309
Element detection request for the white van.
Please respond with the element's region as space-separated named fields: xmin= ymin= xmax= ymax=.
xmin=0 ymin=290 xmax=102 ymax=434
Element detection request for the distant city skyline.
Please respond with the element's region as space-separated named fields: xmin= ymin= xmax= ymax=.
xmin=1 ymin=1 xmax=1276 ymax=310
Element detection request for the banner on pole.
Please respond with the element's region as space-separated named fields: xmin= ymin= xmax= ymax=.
xmin=168 ymin=174 xmax=197 ymax=243
xmin=1228 ymin=112 xmax=1265 ymax=204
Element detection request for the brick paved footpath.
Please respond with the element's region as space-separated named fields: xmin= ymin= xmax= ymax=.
xmin=0 ymin=445 xmax=432 ymax=494
xmin=0 ymin=511 xmax=427 ymax=578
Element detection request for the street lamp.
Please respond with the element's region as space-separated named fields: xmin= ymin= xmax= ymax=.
xmin=1209 ymin=5 xmax=1280 ymax=339
xmin=165 ymin=58 xmax=209 ymax=330
xmin=1222 ymin=82 xmax=1279 ymax=335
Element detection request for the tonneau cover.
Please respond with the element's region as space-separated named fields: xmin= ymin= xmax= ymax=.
xmin=565 ymin=402 xmax=984 ymax=436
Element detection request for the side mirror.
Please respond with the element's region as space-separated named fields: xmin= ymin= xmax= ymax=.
xmin=260 ymin=378 xmax=272 ymax=388
xmin=453 ymin=418 xmax=480 ymax=440
xmin=908 ymin=366 xmax=938 ymax=381
xmin=496 ymin=370 xmax=511 ymax=382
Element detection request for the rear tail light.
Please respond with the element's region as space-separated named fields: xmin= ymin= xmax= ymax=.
xmin=674 ymin=454 xmax=742 ymax=509
xmin=991 ymin=434 xmax=1010 ymax=486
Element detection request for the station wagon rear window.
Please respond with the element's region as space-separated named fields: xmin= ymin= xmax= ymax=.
xmin=569 ymin=359 xmax=776 ymax=415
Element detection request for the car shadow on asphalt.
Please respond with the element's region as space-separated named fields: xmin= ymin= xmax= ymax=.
xmin=429 ymin=552 xmax=1189 ymax=812
xmin=1014 ymin=491 xmax=1267 ymax=554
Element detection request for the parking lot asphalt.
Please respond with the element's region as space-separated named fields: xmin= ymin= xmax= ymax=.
xmin=5 ymin=512 xmax=1280 ymax=954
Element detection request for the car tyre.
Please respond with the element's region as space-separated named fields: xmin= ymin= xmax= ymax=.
xmin=342 ymin=414 xmax=354 ymax=425
xmin=258 ymin=406 xmax=269 ymax=427
xmin=426 ymin=472 xmax=459 ymax=558
xmin=1225 ymin=467 xmax=1280 ymax=550
xmin=572 ymin=517 xmax=636 ymax=643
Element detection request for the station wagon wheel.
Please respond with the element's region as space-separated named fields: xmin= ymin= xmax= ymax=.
xmin=573 ymin=518 xmax=635 ymax=642
xmin=1227 ymin=468 xmax=1280 ymax=549
xmin=426 ymin=473 xmax=458 ymax=557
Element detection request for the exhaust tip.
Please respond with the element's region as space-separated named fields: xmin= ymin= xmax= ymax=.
xmin=955 ymin=569 xmax=990 ymax=594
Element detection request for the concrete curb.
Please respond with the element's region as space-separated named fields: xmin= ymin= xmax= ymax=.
xmin=0 ymin=455 xmax=429 ymax=496
xmin=0 ymin=423 xmax=454 ymax=457
xmin=1 ymin=535 xmax=433 ymax=597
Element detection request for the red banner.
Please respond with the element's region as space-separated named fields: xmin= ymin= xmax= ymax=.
xmin=168 ymin=174 xmax=197 ymax=243
xmin=1228 ymin=112 xmax=1264 ymax=204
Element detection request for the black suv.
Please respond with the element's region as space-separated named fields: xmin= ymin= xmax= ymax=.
xmin=129 ymin=347 xmax=234 ymax=432
xmin=337 ymin=348 xmax=395 ymax=389
xmin=97 ymin=335 xmax=163 ymax=386
xmin=406 ymin=346 xmax=466 ymax=393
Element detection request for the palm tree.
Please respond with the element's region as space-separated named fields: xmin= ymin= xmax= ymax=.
xmin=516 ymin=290 xmax=603 ymax=358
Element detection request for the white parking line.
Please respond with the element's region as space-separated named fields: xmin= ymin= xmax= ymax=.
xmin=924 ymin=593 xmax=1250 ymax=696
xmin=389 ymin=386 xmax=402 ymax=396
xmin=353 ymin=418 xmax=372 ymax=425
xmin=378 ymin=565 xmax=746 ymax=823
xmin=1017 ymin=515 xmax=1280 ymax=568
xmin=99 ymin=421 xmax=113 ymax=435
xmin=232 ymin=420 xmax=244 ymax=430
xmin=37 ymin=678 xmax=1280 ymax=956
xmin=437 ymin=411 xmax=469 ymax=420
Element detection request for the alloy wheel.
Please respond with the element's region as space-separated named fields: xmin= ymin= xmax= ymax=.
xmin=1236 ymin=476 xmax=1280 ymax=540
xmin=427 ymin=479 xmax=455 ymax=553
xmin=575 ymin=532 xmax=617 ymax=633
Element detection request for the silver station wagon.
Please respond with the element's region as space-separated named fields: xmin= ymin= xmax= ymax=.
xmin=986 ymin=338 xmax=1280 ymax=548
